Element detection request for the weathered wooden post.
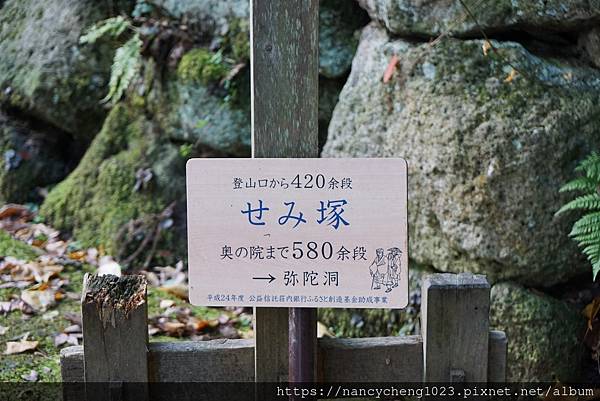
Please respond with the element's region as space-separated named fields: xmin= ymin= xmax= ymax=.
xmin=80 ymin=273 xmax=149 ymax=401
xmin=251 ymin=0 xmax=319 ymax=394
xmin=421 ymin=273 xmax=490 ymax=382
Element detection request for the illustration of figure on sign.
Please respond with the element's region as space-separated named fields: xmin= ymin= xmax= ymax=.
xmin=385 ymin=247 xmax=401 ymax=293
xmin=369 ymin=247 xmax=401 ymax=293
xmin=369 ymin=248 xmax=386 ymax=290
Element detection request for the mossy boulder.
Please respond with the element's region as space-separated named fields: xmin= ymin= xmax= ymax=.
xmin=148 ymin=0 xmax=249 ymax=39
xmin=490 ymin=282 xmax=585 ymax=382
xmin=0 ymin=112 xmax=68 ymax=203
xmin=40 ymin=103 xmax=187 ymax=266
xmin=0 ymin=0 xmax=133 ymax=139
xmin=358 ymin=0 xmax=600 ymax=37
xmin=323 ymin=24 xmax=600 ymax=286
xmin=318 ymin=263 xmax=426 ymax=337
xmin=39 ymin=50 xmax=252 ymax=263
xmin=319 ymin=0 xmax=369 ymax=79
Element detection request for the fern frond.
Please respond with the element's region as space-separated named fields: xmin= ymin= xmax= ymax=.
xmin=560 ymin=151 xmax=600 ymax=280
xmin=575 ymin=151 xmax=600 ymax=182
xmin=80 ymin=16 xmax=130 ymax=45
xmin=556 ymin=193 xmax=600 ymax=215
xmin=559 ymin=176 xmax=598 ymax=193
xmin=573 ymin=231 xmax=600 ymax=246
xmin=102 ymin=34 xmax=142 ymax=104
xmin=570 ymin=212 xmax=600 ymax=236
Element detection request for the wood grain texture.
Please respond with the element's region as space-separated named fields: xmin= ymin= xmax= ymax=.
xmin=148 ymin=340 xmax=255 ymax=382
xmin=319 ymin=336 xmax=423 ymax=382
xmin=254 ymin=307 xmax=289 ymax=383
xmin=62 ymin=337 xmax=423 ymax=383
xmin=488 ymin=330 xmax=508 ymax=382
xmin=61 ymin=346 xmax=85 ymax=401
xmin=251 ymin=0 xmax=319 ymax=157
xmin=81 ymin=274 xmax=148 ymax=401
xmin=251 ymin=0 xmax=320 ymax=393
xmin=421 ymin=273 xmax=490 ymax=382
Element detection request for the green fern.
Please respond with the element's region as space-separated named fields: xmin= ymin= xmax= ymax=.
xmin=79 ymin=16 xmax=130 ymax=44
xmin=79 ymin=15 xmax=141 ymax=104
xmin=101 ymin=34 xmax=142 ymax=104
xmin=557 ymin=152 xmax=600 ymax=279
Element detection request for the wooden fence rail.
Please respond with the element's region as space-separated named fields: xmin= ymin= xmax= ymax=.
xmin=60 ymin=273 xmax=507 ymax=400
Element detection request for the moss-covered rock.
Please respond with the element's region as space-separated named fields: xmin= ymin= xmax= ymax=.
xmin=490 ymin=282 xmax=585 ymax=382
xmin=323 ymin=24 xmax=600 ymax=286
xmin=0 ymin=112 xmax=68 ymax=203
xmin=318 ymin=263 xmax=426 ymax=337
xmin=40 ymin=103 xmax=187 ymax=266
xmin=358 ymin=0 xmax=600 ymax=37
xmin=178 ymin=49 xmax=230 ymax=85
xmin=0 ymin=0 xmax=133 ymax=139
xmin=319 ymin=0 xmax=369 ymax=79
xmin=0 ymin=230 xmax=40 ymax=260
xmin=39 ymin=40 xmax=253 ymax=261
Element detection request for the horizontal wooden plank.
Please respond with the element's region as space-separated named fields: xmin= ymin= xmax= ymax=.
xmin=62 ymin=337 xmax=422 ymax=383
xmin=149 ymin=339 xmax=255 ymax=382
xmin=61 ymin=332 xmax=506 ymax=385
xmin=319 ymin=335 xmax=423 ymax=382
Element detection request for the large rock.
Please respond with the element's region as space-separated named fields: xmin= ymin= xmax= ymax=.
xmin=323 ymin=24 xmax=600 ymax=286
xmin=358 ymin=0 xmax=600 ymax=37
xmin=0 ymin=112 xmax=68 ymax=203
xmin=40 ymin=103 xmax=188 ymax=266
xmin=0 ymin=0 xmax=132 ymax=139
xmin=319 ymin=0 xmax=369 ymax=79
xmin=490 ymin=282 xmax=585 ymax=382
xmin=40 ymin=52 xmax=251 ymax=263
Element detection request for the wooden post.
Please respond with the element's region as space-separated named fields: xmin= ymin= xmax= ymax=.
xmin=81 ymin=274 xmax=148 ymax=401
xmin=421 ymin=273 xmax=490 ymax=382
xmin=251 ymin=0 xmax=319 ymax=397
xmin=488 ymin=330 xmax=508 ymax=382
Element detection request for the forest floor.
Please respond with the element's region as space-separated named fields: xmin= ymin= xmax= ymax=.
xmin=0 ymin=204 xmax=254 ymax=383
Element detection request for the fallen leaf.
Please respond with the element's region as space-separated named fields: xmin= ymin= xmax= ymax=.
xmin=67 ymin=250 xmax=86 ymax=261
xmin=21 ymin=287 xmax=56 ymax=312
xmin=63 ymin=312 xmax=81 ymax=326
xmin=21 ymin=370 xmax=38 ymax=382
xmin=583 ymin=297 xmax=600 ymax=330
xmin=482 ymin=40 xmax=492 ymax=56
xmin=54 ymin=333 xmax=79 ymax=347
xmin=63 ymin=324 xmax=81 ymax=334
xmin=187 ymin=317 xmax=209 ymax=332
xmin=162 ymin=321 xmax=186 ymax=336
xmin=383 ymin=55 xmax=399 ymax=84
xmin=504 ymin=67 xmax=518 ymax=83
xmin=42 ymin=310 xmax=59 ymax=320
xmin=4 ymin=339 xmax=38 ymax=355
xmin=158 ymin=284 xmax=188 ymax=300
xmin=159 ymin=299 xmax=175 ymax=309
xmin=0 ymin=204 xmax=30 ymax=220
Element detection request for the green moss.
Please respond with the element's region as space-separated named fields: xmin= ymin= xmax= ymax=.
xmin=0 ymin=264 xmax=91 ymax=384
xmin=490 ymin=283 xmax=585 ymax=381
xmin=40 ymin=104 xmax=184 ymax=264
xmin=0 ymin=230 xmax=40 ymax=260
xmin=227 ymin=18 xmax=250 ymax=62
xmin=177 ymin=48 xmax=229 ymax=85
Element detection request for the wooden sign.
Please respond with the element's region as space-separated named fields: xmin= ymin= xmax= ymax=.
xmin=187 ymin=158 xmax=409 ymax=309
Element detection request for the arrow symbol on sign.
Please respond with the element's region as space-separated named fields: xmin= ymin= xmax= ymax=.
xmin=253 ymin=274 xmax=276 ymax=283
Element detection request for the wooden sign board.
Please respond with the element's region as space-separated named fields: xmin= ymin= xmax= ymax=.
xmin=187 ymin=158 xmax=409 ymax=309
